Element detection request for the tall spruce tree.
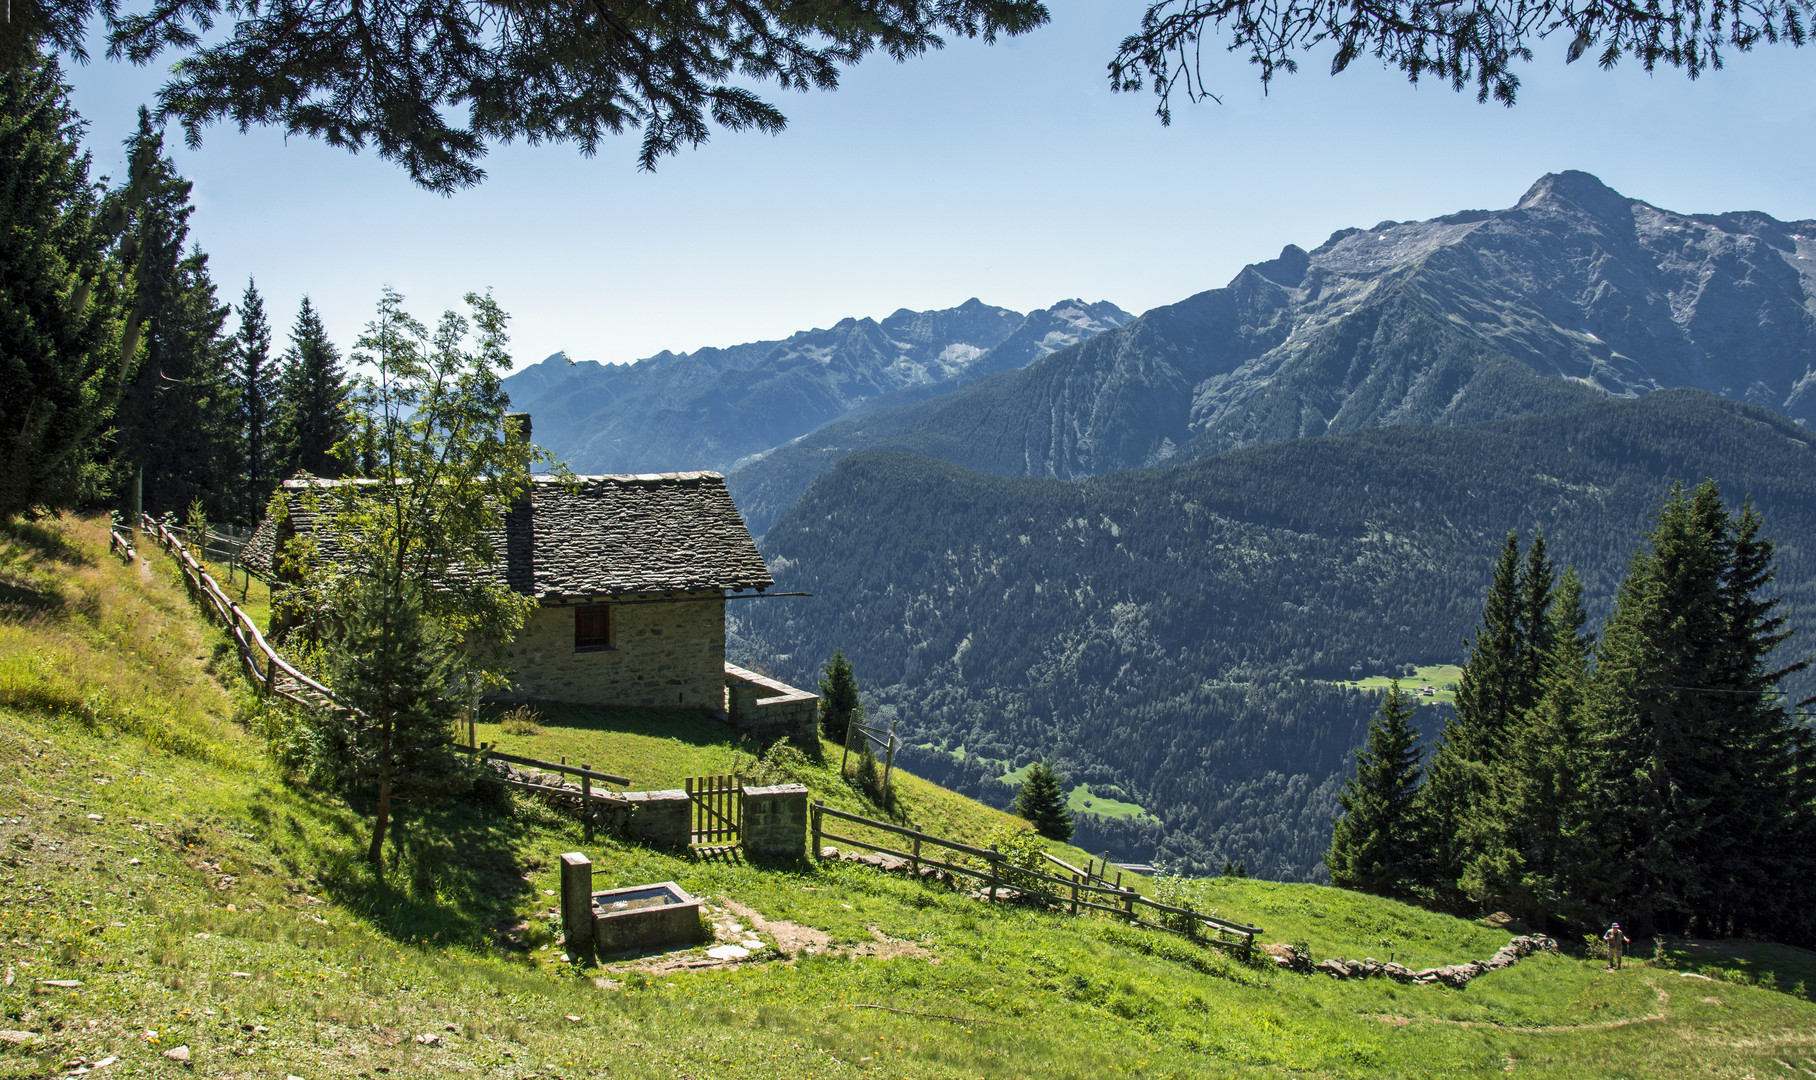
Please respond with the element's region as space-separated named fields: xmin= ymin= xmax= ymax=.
xmin=1491 ymin=566 xmax=1596 ymax=926
xmin=108 ymin=110 xmax=237 ymax=519
xmin=1015 ymin=760 xmax=1074 ymax=842
xmin=235 ymin=278 xmax=279 ymax=516
xmin=276 ymin=296 xmax=350 ymax=478
xmin=1420 ymin=531 xmax=1554 ymax=902
xmin=0 ymin=51 xmax=127 ymax=520
xmin=1326 ymin=681 xmax=1425 ymax=897
xmin=1581 ymin=482 xmax=1814 ymax=938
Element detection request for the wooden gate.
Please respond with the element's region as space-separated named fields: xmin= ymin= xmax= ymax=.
xmin=686 ymin=774 xmax=742 ymax=847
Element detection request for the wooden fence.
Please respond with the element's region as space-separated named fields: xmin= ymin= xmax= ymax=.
xmin=811 ymin=801 xmax=1260 ymax=958
xmin=108 ymin=526 xmax=137 ymax=565
xmin=140 ymin=514 xmax=347 ymax=714
xmin=464 ymin=743 xmax=629 ymax=838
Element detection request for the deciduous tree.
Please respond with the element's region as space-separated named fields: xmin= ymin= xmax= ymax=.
xmin=287 ymin=287 xmax=545 ymax=869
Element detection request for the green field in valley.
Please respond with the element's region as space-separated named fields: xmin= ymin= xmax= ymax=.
xmin=1338 ymin=664 xmax=1465 ymax=707
xmin=2 ymin=517 xmax=1813 ymax=1080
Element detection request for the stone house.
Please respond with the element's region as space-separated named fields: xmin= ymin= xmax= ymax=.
xmin=243 ymin=455 xmax=817 ymax=745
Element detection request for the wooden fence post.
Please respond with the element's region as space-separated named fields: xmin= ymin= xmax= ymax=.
xmin=582 ymin=765 xmax=593 ymax=840
xmin=1123 ymin=888 xmax=1136 ymax=923
xmin=910 ymin=831 xmax=921 ymax=879
xmin=1070 ymin=875 xmax=1079 ymax=917
xmin=987 ymin=845 xmax=1000 ymax=904
xmin=811 ymin=800 xmax=823 ymax=858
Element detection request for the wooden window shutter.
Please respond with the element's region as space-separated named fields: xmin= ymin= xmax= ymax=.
xmin=574 ymin=604 xmax=611 ymax=650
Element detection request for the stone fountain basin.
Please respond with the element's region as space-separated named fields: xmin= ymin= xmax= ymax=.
xmin=591 ymin=881 xmax=704 ymax=953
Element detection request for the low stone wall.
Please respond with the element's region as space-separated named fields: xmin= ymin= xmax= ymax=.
xmin=724 ymin=662 xmax=818 ymax=748
xmin=619 ymin=790 xmax=691 ymax=849
xmin=1270 ymin=934 xmax=1558 ymax=988
xmin=741 ymin=784 xmax=809 ymax=858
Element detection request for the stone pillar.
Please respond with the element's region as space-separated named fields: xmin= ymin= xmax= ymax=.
xmin=621 ymin=790 xmax=692 ymax=848
xmin=727 ymin=679 xmax=759 ymax=721
xmin=741 ymin=783 xmax=809 ymax=858
xmin=559 ymin=851 xmax=593 ymax=950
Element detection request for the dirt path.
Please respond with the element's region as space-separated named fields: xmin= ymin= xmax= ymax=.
xmin=593 ymin=897 xmax=929 ymax=983
xmin=1368 ymin=980 xmax=1672 ymax=1034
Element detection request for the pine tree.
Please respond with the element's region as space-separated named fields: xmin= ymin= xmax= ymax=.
xmin=235 ymin=278 xmax=279 ymax=516
xmin=108 ymin=110 xmax=238 ymax=519
xmin=818 ymin=648 xmax=864 ymax=745
xmin=1014 ymin=760 xmax=1074 ymax=842
xmin=1497 ymin=565 xmax=1596 ymax=926
xmin=851 ymin=737 xmax=885 ymax=805
xmin=0 ymin=51 xmax=127 ymax=520
xmin=317 ymin=576 xmax=470 ymax=870
xmin=276 ymin=296 xmax=350 ymax=478
xmin=1581 ymin=481 xmax=1814 ymax=938
xmin=1326 ymin=681 xmax=1424 ymax=897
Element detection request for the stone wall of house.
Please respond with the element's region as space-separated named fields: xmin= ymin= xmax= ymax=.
xmin=495 ymin=591 xmax=726 ymax=710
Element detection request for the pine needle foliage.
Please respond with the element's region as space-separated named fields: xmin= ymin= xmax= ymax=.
xmin=1015 ymin=759 xmax=1074 ymax=841
xmin=818 ymin=648 xmax=865 ymax=744
xmin=1326 ymin=680 xmax=1423 ymax=897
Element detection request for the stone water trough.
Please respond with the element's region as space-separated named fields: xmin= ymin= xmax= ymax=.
xmin=591 ymin=881 xmax=704 ymax=953
xmin=561 ymin=853 xmax=705 ymax=954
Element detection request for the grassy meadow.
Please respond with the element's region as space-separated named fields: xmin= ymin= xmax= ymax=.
xmin=2 ymin=516 xmax=1814 ymax=1079
xmin=1338 ymin=664 xmax=1465 ymax=707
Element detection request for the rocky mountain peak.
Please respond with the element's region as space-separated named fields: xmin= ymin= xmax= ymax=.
xmin=1515 ymin=170 xmax=1635 ymax=221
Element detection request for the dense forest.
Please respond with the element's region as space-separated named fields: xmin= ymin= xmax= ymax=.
xmin=1334 ymin=487 xmax=1816 ymax=943
xmin=730 ymin=389 xmax=1816 ymax=878
xmin=2 ymin=51 xmax=351 ymax=527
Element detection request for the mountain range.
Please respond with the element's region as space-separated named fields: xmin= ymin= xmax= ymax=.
xmin=726 ymin=171 xmax=1816 ymax=534
xmin=501 ymin=298 xmax=1133 ymax=476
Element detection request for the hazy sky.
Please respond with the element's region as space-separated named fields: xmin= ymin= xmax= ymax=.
xmin=64 ymin=3 xmax=1816 ymax=373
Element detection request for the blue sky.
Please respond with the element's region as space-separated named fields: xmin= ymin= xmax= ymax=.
xmin=64 ymin=3 xmax=1816 ymax=372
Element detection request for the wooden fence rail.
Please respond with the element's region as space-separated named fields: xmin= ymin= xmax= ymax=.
xmin=810 ymin=800 xmax=1260 ymax=958
xmin=141 ymin=514 xmax=352 ymax=715
xmin=108 ymin=527 xmax=136 ymax=565
xmin=464 ymin=744 xmax=630 ymax=786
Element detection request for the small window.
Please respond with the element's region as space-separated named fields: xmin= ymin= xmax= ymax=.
xmin=574 ymin=604 xmax=611 ymax=652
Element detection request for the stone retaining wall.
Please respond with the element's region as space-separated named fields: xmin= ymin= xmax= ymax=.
xmin=1265 ymin=934 xmax=1558 ymax=988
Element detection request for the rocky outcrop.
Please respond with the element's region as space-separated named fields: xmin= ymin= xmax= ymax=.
xmin=1281 ymin=934 xmax=1558 ymax=988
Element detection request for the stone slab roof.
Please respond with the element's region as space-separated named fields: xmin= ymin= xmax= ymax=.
xmin=245 ymin=472 xmax=774 ymax=600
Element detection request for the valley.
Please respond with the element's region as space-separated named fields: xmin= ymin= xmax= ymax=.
xmin=730 ymin=390 xmax=1816 ymax=877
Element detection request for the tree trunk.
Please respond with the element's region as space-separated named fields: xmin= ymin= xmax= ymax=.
xmin=368 ymin=720 xmax=393 ymax=870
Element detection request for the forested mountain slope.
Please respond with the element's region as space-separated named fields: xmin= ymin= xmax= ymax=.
xmin=502 ymin=299 xmax=1130 ymax=475
xmin=728 ymin=171 xmax=1815 ymax=535
xmin=728 ymin=390 xmax=1816 ymax=879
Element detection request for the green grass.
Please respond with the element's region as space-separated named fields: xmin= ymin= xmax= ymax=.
xmin=4 ymin=516 xmax=1816 ymax=1079
xmin=1337 ymin=664 xmax=1464 ymax=706
xmin=1067 ymin=784 xmax=1157 ymax=823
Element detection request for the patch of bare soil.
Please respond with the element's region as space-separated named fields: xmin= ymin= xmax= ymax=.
xmin=593 ymin=898 xmax=930 ymax=982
